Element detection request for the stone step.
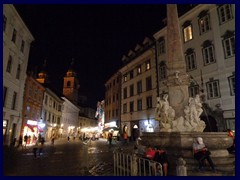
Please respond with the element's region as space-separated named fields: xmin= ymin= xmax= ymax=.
xmin=187 ymin=169 xmax=235 ymax=176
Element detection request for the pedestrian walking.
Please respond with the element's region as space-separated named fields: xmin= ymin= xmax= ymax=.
xmin=51 ymin=137 xmax=55 ymax=145
xmin=108 ymin=132 xmax=113 ymax=145
xmin=17 ymin=135 xmax=23 ymax=149
xmin=33 ymin=141 xmax=38 ymax=158
xmin=24 ymin=134 xmax=28 ymax=148
xmin=39 ymin=137 xmax=45 ymax=156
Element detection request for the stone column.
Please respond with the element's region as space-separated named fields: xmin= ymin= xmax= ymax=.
xmin=166 ymin=4 xmax=190 ymax=118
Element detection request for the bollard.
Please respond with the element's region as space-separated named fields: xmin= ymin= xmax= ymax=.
xmin=176 ymin=157 xmax=187 ymax=176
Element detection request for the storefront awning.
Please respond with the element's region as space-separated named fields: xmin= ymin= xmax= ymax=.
xmin=102 ymin=126 xmax=119 ymax=132
xmin=25 ymin=124 xmax=43 ymax=132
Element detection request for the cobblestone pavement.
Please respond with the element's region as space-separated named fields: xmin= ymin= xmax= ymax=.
xmin=3 ymin=138 xmax=136 ymax=176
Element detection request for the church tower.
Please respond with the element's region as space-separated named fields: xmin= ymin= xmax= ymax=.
xmin=63 ymin=59 xmax=80 ymax=105
xmin=36 ymin=59 xmax=49 ymax=84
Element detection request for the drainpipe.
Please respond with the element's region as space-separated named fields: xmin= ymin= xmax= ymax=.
xmin=155 ymin=40 xmax=160 ymax=98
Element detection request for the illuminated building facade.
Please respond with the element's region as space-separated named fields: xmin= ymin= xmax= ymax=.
xmin=21 ymin=73 xmax=45 ymax=145
xmin=106 ymin=4 xmax=235 ymax=139
xmin=41 ymin=88 xmax=64 ymax=140
xmin=104 ymin=72 xmax=122 ymax=132
xmin=154 ymin=4 xmax=235 ymax=131
xmin=3 ymin=4 xmax=34 ymax=145
xmin=119 ymin=37 xmax=159 ymax=140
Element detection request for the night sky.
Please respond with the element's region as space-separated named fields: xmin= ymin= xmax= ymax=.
xmin=14 ymin=4 xmax=193 ymax=108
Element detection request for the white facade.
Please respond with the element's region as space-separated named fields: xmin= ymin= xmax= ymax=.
xmin=61 ymin=97 xmax=80 ymax=138
xmin=3 ymin=4 xmax=34 ymax=145
xmin=42 ymin=88 xmax=64 ymax=140
xmin=154 ymin=4 xmax=235 ymax=130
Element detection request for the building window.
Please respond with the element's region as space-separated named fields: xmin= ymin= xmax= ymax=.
xmin=123 ymin=87 xmax=127 ymax=99
xmin=67 ymin=81 xmax=71 ymax=87
xmin=16 ymin=64 xmax=21 ymax=79
xmin=198 ymin=10 xmax=211 ymax=35
xmin=183 ymin=21 xmax=193 ymax=42
xmin=11 ymin=28 xmax=17 ymax=43
xmin=113 ymin=95 xmax=115 ymax=102
xmin=206 ymin=80 xmax=220 ymax=99
xmin=130 ymin=84 xmax=134 ymax=97
xmin=146 ymin=76 xmax=152 ymax=91
xmin=58 ymin=105 xmax=61 ymax=111
xmin=116 ymin=93 xmax=119 ymax=101
xmin=137 ymin=80 xmax=142 ymax=94
xmin=146 ymin=96 xmax=152 ymax=109
xmin=48 ymin=113 xmax=51 ymax=122
xmin=12 ymin=91 xmax=17 ymax=110
xmin=123 ymin=103 xmax=127 ymax=114
xmin=45 ymin=95 xmax=48 ymax=105
xmin=3 ymin=86 xmax=7 ymax=107
xmin=189 ymin=85 xmax=199 ymax=97
xmin=130 ymin=70 xmax=134 ymax=79
xmin=26 ymin=106 xmax=30 ymax=118
xmin=6 ymin=55 xmax=13 ymax=73
xmin=20 ymin=40 xmax=25 ymax=53
xmin=123 ymin=74 xmax=127 ymax=82
xmin=49 ymin=98 xmax=52 ymax=107
xmin=228 ymin=74 xmax=235 ymax=96
xmin=57 ymin=117 xmax=60 ymax=125
xmin=34 ymin=89 xmax=38 ymax=100
xmin=185 ymin=49 xmax=197 ymax=71
xmin=202 ymin=40 xmax=216 ymax=65
xmin=137 ymin=99 xmax=142 ymax=111
xmin=112 ymin=110 xmax=115 ymax=117
xmin=3 ymin=15 xmax=7 ymax=32
xmin=222 ymin=31 xmax=235 ymax=58
xmin=159 ymin=61 xmax=167 ymax=80
xmin=146 ymin=60 xmax=151 ymax=70
xmin=137 ymin=65 xmax=141 ymax=75
xmin=217 ymin=4 xmax=233 ymax=24
xmin=113 ymin=79 xmax=115 ymax=86
xmin=130 ymin=101 xmax=134 ymax=112
xmin=158 ymin=37 xmax=165 ymax=55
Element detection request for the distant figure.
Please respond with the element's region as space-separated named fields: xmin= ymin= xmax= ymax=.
xmin=123 ymin=132 xmax=128 ymax=144
xmin=227 ymin=129 xmax=235 ymax=154
xmin=153 ymin=146 xmax=168 ymax=176
xmin=227 ymin=129 xmax=234 ymax=139
xmin=24 ymin=134 xmax=28 ymax=148
xmin=108 ymin=132 xmax=113 ymax=145
xmin=39 ymin=137 xmax=45 ymax=156
xmin=68 ymin=136 xmax=70 ymax=142
xmin=51 ymin=137 xmax=55 ymax=145
xmin=18 ymin=135 xmax=23 ymax=149
xmin=193 ymin=137 xmax=216 ymax=172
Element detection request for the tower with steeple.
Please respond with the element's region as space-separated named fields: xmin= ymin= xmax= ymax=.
xmin=36 ymin=59 xmax=49 ymax=84
xmin=63 ymin=59 xmax=80 ymax=105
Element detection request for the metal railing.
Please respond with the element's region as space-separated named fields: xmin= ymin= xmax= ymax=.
xmin=113 ymin=152 xmax=163 ymax=176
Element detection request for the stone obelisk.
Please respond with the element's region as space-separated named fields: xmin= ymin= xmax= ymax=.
xmin=166 ymin=4 xmax=190 ymax=118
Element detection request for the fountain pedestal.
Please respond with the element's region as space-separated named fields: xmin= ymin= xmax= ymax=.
xmin=140 ymin=132 xmax=235 ymax=176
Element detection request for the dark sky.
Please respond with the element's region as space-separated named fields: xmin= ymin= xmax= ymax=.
xmin=14 ymin=4 xmax=193 ymax=108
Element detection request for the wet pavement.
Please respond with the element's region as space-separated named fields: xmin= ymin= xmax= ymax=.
xmin=3 ymin=138 xmax=136 ymax=176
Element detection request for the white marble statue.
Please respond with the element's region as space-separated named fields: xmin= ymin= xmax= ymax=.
xmin=157 ymin=94 xmax=206 ymax=132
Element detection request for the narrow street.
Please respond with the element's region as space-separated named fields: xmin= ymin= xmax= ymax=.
xmin=4 ymin=138 xmax=135 ymax=176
